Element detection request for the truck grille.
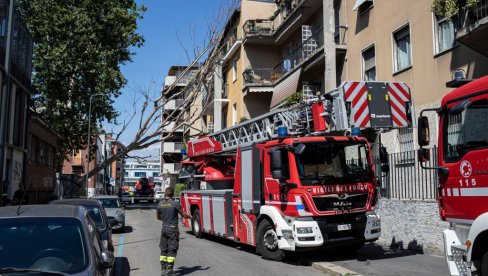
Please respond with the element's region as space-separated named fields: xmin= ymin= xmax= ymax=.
xmin=312 ymin=193 xmax=368 ymax=212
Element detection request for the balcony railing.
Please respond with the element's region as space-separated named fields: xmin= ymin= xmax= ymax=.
xmin=163 ymin=98 xmax=185 ymax=110
xmin=462 ymin=0 xmax=488 ymax=27
xmin=243 ymin=26 xmax=323 ymax=87
xmin=243 ymin=0 xmax=305 ymax=37
xmin=163 ymin=142 xmax=184 ymax=153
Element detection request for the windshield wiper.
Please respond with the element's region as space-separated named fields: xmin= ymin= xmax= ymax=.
xmin=0 ymin=267 xmax=67 ymax=275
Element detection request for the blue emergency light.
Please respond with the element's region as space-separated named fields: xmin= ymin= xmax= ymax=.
xmin=277 ymin=126 xmax=289 ymax=138
xmin=351 ymin=127 xmax=361 ymax=137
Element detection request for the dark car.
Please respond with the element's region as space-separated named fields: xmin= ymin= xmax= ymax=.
xmin=0 ymin=204 xmax=114 ymax=275
xmin=50 ymin=199 xmax=117 ymax=252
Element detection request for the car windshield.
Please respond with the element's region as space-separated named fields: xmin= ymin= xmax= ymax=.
xmin=0 ymin=217 xmax=88 ymax=274
xmin=86 ymin=207 xmax=104 ymax=229
xmin=445 ymin=101 xmax=488 ymax=163
xmin=295 ymin=142 xmax=372 ymax=185
xmin=97 ymin=198 xmax=121 ymax=208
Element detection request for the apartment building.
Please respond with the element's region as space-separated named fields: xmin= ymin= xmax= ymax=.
xmin=160 ymin=65 xmax=199 ymax=185
xmin=202 ymin=0 xmax=342 ymax=131
xmin=340 ymin=0 xmax=488 ymax=152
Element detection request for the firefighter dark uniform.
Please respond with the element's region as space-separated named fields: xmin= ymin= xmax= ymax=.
xmin=157 ymin=198 xmax=182 ymax=276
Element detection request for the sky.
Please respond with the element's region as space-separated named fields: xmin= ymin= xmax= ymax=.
xmin=106 ymin=0 xmax=234 ymax=160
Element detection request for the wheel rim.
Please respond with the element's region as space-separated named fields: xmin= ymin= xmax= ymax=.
xmin=193 ymin=218 xmax=200 ymax=233
xmin=263 ymin=228 xmax=278 ymax=251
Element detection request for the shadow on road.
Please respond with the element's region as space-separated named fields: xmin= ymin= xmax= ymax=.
xmin=175 ymin=265 xmax=210 ymax=275
xmin=287 ymin=243 xmax=420 ymax=266
xmin=122 ymin=226 xmax=133 ymax=233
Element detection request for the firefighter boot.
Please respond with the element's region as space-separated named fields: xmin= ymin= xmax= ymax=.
xmin=160 ymin=261 xmax=167 ymax=276
xmin=166 ymin=261 xmax=175 ymax=276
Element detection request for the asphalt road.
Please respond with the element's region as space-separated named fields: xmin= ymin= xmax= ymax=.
xmin=112 ymin=207 xmax=449 ymax=276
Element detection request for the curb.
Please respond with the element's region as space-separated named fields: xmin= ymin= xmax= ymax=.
xmin=312 ymin=262 xmax=362 ymax=276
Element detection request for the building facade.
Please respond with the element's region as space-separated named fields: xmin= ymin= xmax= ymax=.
xmin=0 ymin=0 xmax=34 ymax=205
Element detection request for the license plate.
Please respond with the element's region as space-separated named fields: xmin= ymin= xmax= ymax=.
xmin=337 ymin=224 xmax=351 ymax=231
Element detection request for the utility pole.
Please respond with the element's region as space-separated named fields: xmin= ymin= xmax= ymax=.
xmin=0 ymin=0 xmax=16 ymax=206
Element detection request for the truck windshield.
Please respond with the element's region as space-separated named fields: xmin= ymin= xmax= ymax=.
xmin=295 ymin=142 xmax=372 ymax=185
xmin=445 ymin=101 xmax=488 ymax=163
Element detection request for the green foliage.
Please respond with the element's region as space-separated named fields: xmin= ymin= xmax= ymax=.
xmin=432 ymin=0 xmax=479 ymax=17
xmin=174 ymin=183 xmax=186 ymax=198
xmin=17 ymin=0 xmax=146 ymax=166
xmin=282 ymin=92 xmax=302 ymax=108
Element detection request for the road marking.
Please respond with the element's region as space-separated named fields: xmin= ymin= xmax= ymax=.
xmin=114 ymin=224 xmax=127 ymax=276
xmin=312 ymin=262 xmax=362 ymax=276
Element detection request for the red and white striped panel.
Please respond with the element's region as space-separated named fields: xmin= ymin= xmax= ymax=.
xmin=344 ymin=81 xmax=371 ymax=128
xmin=387 ymin=82 xmax=411 ymax=127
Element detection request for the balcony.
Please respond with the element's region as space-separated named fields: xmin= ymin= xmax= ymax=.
xmin=243 ymin=26 xmax=324 ymax=90
xmin=221 ymin=31 xmax=242 ymax=64
xmin=242 ymin=0 xmax=322 ymax=45
xmin=162 ymin=121 xmax=184 ymax=133
xmin=456 ymin=0 xmax=488 ymax=55
xmin=162 ymin=163 xmax=181 ymax=174
xmin=162 ymin=142 xmax=184 ymax=153
xmin=163 ymin=98 xmax=185 ymax=111
xmin=335 ymin=25 xmax=348 ymax=52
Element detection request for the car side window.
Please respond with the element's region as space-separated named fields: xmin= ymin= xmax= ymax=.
xmin=86 ymin=213 xmax=102 ymax=257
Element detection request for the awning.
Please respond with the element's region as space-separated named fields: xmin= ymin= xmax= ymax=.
xmin=353 ymin=0 xmax=372 ymax=11
xmin=270 ymin=69 xmax=301 ymax=108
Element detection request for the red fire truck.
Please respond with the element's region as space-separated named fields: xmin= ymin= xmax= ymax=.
xmin=181 ymin=81 xmax=414 ymax=260
xmin=418 ymin=76 xmax=488 ymax=275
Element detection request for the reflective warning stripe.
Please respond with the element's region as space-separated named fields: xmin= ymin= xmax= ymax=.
xmin=344 ymin=81 xmax=371 ymax=128
xmin=387 ymin=82 xmax=411 ymax=127
xmin=443 ymin=187 xmax=488 ymax=197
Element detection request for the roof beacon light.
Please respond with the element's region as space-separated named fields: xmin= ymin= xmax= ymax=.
xmin=277 ymin=126 xmax=289 ymax=138
xmin=351 ymin=127 xmax=361 ymax=137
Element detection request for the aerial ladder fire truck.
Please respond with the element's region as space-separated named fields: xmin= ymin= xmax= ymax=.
xmin=180 ymin=81 xmax=414 ymax=261
xmin=418 ymin=75 xmax=488 ymax=276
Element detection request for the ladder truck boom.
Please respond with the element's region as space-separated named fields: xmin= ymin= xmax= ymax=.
xmin=181 ymin=81 xmax=414 ymax=261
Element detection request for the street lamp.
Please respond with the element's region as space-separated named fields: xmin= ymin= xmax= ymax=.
xmin=86 ymin=94 xmax=105 ymax=198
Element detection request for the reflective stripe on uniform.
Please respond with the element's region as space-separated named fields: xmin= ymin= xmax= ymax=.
xmin=160 ymin=256 xmax=167 ymax=262
xmin=167 ymin=256 xmax=176 ymax=263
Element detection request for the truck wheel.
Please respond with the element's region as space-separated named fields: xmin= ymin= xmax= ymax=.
xmin=257 ymin=219 xmax=285 ymax=261
xmin=482 ymin=250 xmax=488 ymax=276
xmin=192 ymin=210 xmax=202 ymax=238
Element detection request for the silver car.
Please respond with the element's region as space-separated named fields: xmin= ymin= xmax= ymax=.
xmin=92 ymin=196 xmax=125 ymax=233
xmin=0 ymin=204 xmax=114 ymax=275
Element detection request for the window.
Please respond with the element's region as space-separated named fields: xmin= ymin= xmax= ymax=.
xmin=134 ymin=172 xmax=146 ymax=177
xmin=393 ymin=25 xmax=412 ymax=72
xmin=362 ymin=45 xmax=376 ymax=81
xmin=435 ymin=15 xmax=456 ymax=54
xmin=152 ymin=172 xmax=159 ymax=177
xmin=124 ymin=171 xmax=128 ymax=177
xmin=397 ymin=127 xmax=415 ymax=163
xmin=232 ymin=59 xmax=237 ymax=82
xmin=232 ymin=103 xmax=237 ymax=126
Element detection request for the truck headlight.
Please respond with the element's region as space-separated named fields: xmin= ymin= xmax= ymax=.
xmin=372 ymin=220 xmax=380 ymax=227
xmin=297 ymin=227 xmax=313 ymax=234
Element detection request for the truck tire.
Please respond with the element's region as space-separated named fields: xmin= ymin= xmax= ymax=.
xmin=257 ymin=219 xmax=285 ymax=261
xmin=482 ymin=250 xmax=488 ymax=276
xmin=192 ymin=210 xmax=202 ymax=238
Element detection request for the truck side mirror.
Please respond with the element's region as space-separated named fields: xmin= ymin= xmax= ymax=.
xmin=294 ymin=143 xmax=306 ymax=155
xmin=418 ymin=148 xmax=430 ymax=162
xmin=270 ymin=149 xmax=284 ymax=180
xmin=379 ymin=146 xmax=388 ymax=164
xmin=417 ymin=116 xmax=430 ymax=146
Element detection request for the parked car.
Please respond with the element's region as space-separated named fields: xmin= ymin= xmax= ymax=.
xmin=154 ymin=191 xmax=164 ymax=200
xmin=50 ymin=199 xmax=117 ymax=252
xmin=119 ymin=191 xmax=132 ymax=204
xmin=0 ymin=204 xmax=114 ymax=275
xmin=92 ymin=196 xmax=125 ymax=232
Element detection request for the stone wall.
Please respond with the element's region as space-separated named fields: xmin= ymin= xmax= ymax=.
xmin=375 ymin=199 xmax=449 ymax=256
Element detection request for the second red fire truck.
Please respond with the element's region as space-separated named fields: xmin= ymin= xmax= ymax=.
xmin=180 ymin=81 xmax=414 ymax=260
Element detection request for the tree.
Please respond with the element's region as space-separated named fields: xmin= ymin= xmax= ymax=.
xmin=17 ymin=0 xmax=146 ymax=166
xmin=432 ymin=0 xmax=479 ymax=18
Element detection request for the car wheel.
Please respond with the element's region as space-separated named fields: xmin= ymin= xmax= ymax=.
xmin=481 ymin=250 xmax=488 ymax=276
xmin=256 ymin=219 xmax=285 ymax=261
xmin=192 ymin=209 xmax=202 ymax=238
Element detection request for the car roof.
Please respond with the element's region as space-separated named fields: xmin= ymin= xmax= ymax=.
xmin=50 ymin=198 xmax=103 ymax=207
xmin=91 ymin=195 xmax=119 ymax=199
xmin=0 ymin=204 xmax=85 ymax=218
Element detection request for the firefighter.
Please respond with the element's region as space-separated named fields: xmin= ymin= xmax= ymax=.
xmin=157 ymin=187 xmax=191 ymax=276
